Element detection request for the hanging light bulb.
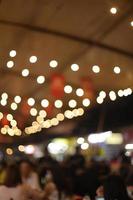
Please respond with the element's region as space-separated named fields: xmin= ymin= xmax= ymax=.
xmin=9 ymin=50 xmax=16 ymax=57
xmin=29 ymin=56 xmax=37 ymax=63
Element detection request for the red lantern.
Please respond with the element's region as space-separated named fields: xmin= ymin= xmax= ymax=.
xmin=81 ymin=77 xmax=95 ymax=100
xmin=50 ymin=74 xmax=65 ymax=98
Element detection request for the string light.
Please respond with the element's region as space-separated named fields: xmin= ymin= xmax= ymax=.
xmin=39 ymin=110 xmax=47 ymax=118
xmin=0 ymin=112 xmax=3 ymax=120
xmin=27 ymin=98 xmax=35 ymax=106
xmin=6 ymin=148 xmax=13 ymax=155
xmin=71 ymin=64 xmax=79 ymax=72
xmin=22 ymin=69 xmax=29 ymax=77
xmin=9 ymin=50 xmax=16 ymax=57
xmin=7 ymin=114 xmax=13 ymax=121
xmin=114 ymin=66 xmax=121 ymax=74
xmin=11 ymin=102 xmax=18 ymax=110
xmin=81 ymin=143 xmax=89 ymax=150
xmin=14 ymin=96 xmax=21 ymax=104
xmin=18 ymin=145 xmax=25 ymax=152
xmin=64 ymin=85 xmax=73 ymax=94
xmin=99 ymin=91 xmax=106 ymax=98
xmin=68 ymin=99 xmax=77 ymax=108
xmin=1 ymin=99 xmax=7 ymax=106
xmin=41 ymin=99 xmax=49 ymax=108
xmin=97 ymin=96 xmax=104 ymax=104
xmin=29 ymin=56 xmax=37 ymax=63
xmin=92 ymin=65 xmax=100 ymax=73
xmin=6 ymin=61 xmax=14 ymax=68
xmin=56 ymin=113 xmax=64 ymax=121
xmin=49 ymin=60 xmax=58 ymax=68
xmin=54 ymin=100 xmax=63 ymax=108
xmin=76 ymin=88 xmax=84 ymax=97
xmin=30 ymin=108 xmax=38 ymax=116
xmin=118 ymin=90 xmax=124 ymax=97
xmin=77 ymin=137 xmax=84 ymax=144
xmin=37 ymin=76 xmax=45 ymax=84
xmin=82 ymin=98 xmax=90 ymax=107
xmin=110 ymin=7 xmax=117 ymax=15
xmin=109 ymin=91 xmax=116 ymax=101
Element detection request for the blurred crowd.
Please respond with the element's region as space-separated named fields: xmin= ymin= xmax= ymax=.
xmin=0 ymin=146 xmax=133 ymax=200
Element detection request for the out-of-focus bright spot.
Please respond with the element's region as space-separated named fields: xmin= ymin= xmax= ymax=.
xmin=30 ymin=108 xmax=37 ymax=116
xmin=64 ymin=110 xmax=74 ymax=119
xmin=92 ymin=65 xmax=100 ymax=73
xmin=27 ymin=98 xmax=35 ymax=106
xmin=82 ymin=98 xmax=90 ymax=107
xmin=0 ymin=99 xmax=7 ymax=106
xmin=118 ymin=90 xmax=124 ymax=97
xmin=71 ymin=64 xmax=79 ymax=72
xmin=1 ymin=93 xmax=8 ymax=100
xmin=7 ymin=114 xmax=13 ymax=121
xmin=125 ymin=144 xmax=133 ymax=150
xmin=69 ymin=99 xmax=77 ymax=108
xmin=56 ymin=113 xmax=64 ymax=121
xmin=29 ymin=56 xmax=37 ymax=63
xmin=109 ymin=91 xmax=116 ymax=101
xmin=41 ymin=99 xmax=49 ymax=108
xmin=114 ymin=66 xmax=121 ymax=74
xmin=36 ymin=116 xmax=44 ymax=124
xmin=8 ymin=128 xmax=14 ymax=136
xmin=11 ymin=102 xmax=18 ymax=110
xmin=99 ymin=91 xmax=106 ymax=98
xmin=51 ymin=118 xmax=59 ymax=126
xmin=106 ymin=133 xmax=123 ymax=145
xmin=110 ymin=7 xmax=117 ymax=15
xmin=131 ymin=21 xmax=133 ymax=27
xmin=9 ymin=50 xmax=16 ymax=57
xmin=22 ymin=69 xmax=29 ymax=77
xmin=64 ymin=85 xmax=73 ymax=94
xmin=25 ymin=145 xmax=35 ymax=154
xmin=88 ymin=131 xmax=112 ymax=144
xmin=0 ymin=112 xmax=3 ymax=120
xmin=49 ymin=60 xmax=58 ymax=68
xmin=76 ymin=88 xmax=84 ymax=97
xmin=54 ymin=100 xmax=63 ymax=108
xmin=1 ymin=127 xmax=7 ymax=134
xmin=37 ymin=75 xmax=45 ymax=84
xmin=10 ymin=120 xmax=17 ymax=127
xmin=77 ymin=108 xmax=84 ymax=116
xmin=97 ymin=96 xmax=104 ymax=104
xmin=6 ymin=148 xmax=13 ymax=155
xmin=48 ymin=139 xmax=68 ymax=154
xmin=18 ymin=145 xmax=25 ymax=152
xmin=14 ymin=96 xmax=21 ymax=104
xmin=7 ymin=61 xmax=14 ymax=68
xmin=39 ymin=110 xmax=47 ymax=118
xmin=81 ymin=143 xmax=89 ymax=150
xmin=77 ymin=137 xmax=85 ymax=144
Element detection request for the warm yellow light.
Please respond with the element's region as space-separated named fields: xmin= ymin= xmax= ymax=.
xmin=97 ymin=96 xmax=104 ymax=104
xmin=81 ymin=143 xmax=89 ymax=150
xmin=109 ymin=91 xmax=116 ymax=101
xmin=68 ymin=99 xmax=77 ymax=108
xmin=64 ymin=110 xmax=74 ymax=119
xmin=0 ymin=99 xmax=7 ymax=106
xmin=1 ymin=127 xmax=7 ymax=134
xmin=22 ymin=69 xmax=29 ymax=77
xmin=37 ymin=75 xmax=45 ymax=84
xmin=77 ymin=108 xmax=84 ymax=116
xmin=36 ymin=116 xmax=44 ymax=124
xmin=99 ymin=91 xmax=106 ymax=98
xmin=82 ymin=98 xmax=90 ymax=107
xmin=39 ymin=110 xmax=47 ymax=118
xmin=92 ymin=65 xmax=100 ymax=73
xmin=1 ymin=93 xmax=8 ymax=99
xmin=54 ymin=100 xmax=63 ymax=108
xmin=114 ymin=66 xmax=121 ymax=74
xmin=76 ymin=88 xmax=84 ymax=97
xmin=14 ymin=96 xmax=21 ymax=104
xmin=64 ymin=85 xmax=73 ymax=94
xmin=6 ymin=148 xmax=13 ymax=155
xmin=11 ymin=120 xmax=17 ymax=127
xmin=118 ymin=90 xmax=124 ymax=97
xmin=29 ymin=56 xmax=37 ymax=63
xmin=51 ymin=118 xmax=59 ymax=126
xmin=8 ymin=128 xmax=14 ymax=136
xmin=30 ymin=108 xmax=37 ymax=116
xmin=11 ymin=102 xmax=18 ymax=110
xmin=71 ymin=64 xmax=79 ymax=72
xmin=110 ymin=7 xmax=117 ymax=14
xmin=7 ymin=61 xmax=14 ymax=68
xmin=9 ymin=50 xmax=16 ymax=57
xmin=18 ymin=145 xmax=25 ymax=152
xmin=56 ymin=113 xmax=64 ymax=121
xmin=27 ymin=98 xmax=35 ymax=106
xmin=41 ymin=99 xmax=49 ymax=108
xmin=49 ymin=60 xmax=58 ymax=68
xmin=7 ymin=114 xmax=13 ymax=121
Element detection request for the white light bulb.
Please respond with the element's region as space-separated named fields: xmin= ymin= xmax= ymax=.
xmin=37 ymin=75 xmax=45 ymax=84
xmin=22 ymin=69 xmax=29 ymax=77
xmin=76 ymin=88 xmax=84 ymax=97
xmin=77 ymin=108 xmax=84 ymax=116
xmin=77 ymin=137 xmax=84 ymax=144
xmin=97 ymin=96 xmax=104 ymax=104
xmin=49 ymin=60 xmax=58 ymax=68
xmin=54 ymin=100 xmax=63 ymax=108
xmin=41 ymin=99 xmax=49 ymax=108
xmin=51 ymin=118 xmax=59 ymax=126
xmin=109 ymin=91 xmax=116 ymax=101
xmin=29 ymin=56 xmax=37 ymax=63
xmin=68 ymin=99 xmax=77 ymax=108
xmin=71 ymin=64 xmax=79 ymax=72
xmin=7 ymin=61 xmax=14 ymax=68
xmin=14 ymin=96 xmax=21 ymax=104
xmin=81 ymin=143 xmax=89 ymax=150
xmin=118 ymin=90 xmax=124 ymax=97
xmin=64 ymin=85 xmax=73 ymax=93
xmin=9 ymin=50 xmax=16 ymax=57
xmin=30 ymin=108 xmax=37 ymax=116
xmin=11 ymin=120 xmax=17 ymax=127
xmin=110 ymin=7 xmax=117 ymax=14
xmin=82 ymin=98 xmax=90 ymax=107
xmin=7 ymin=114 xmax=13 ymax=121
xmin=1 ymin=93 xmax=8 ymax=99
xmin=1 ymin=99 xmax=7 ymax=106
xmin=11 ymin=102 xmax=18 ymax=110
xmin=39 ymin=110 xmax=47 ymax=118
xmin=56 ymin=113 xmax=64 ymax=121
xmin=99 ymin=91 xmax=106 ymax=98
xmin=92 ymin=65 xmax=100 ymax=73
xmin=27 ymin=98 xmax=35 ymax=106
xmin=64 ymin=110 xmax=74 ymax=119
xmin=114 ymin=66 xmax=121 ymax=74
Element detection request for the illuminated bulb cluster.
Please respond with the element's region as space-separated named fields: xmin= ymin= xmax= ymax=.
xmin=97 ymin=91 xmax=106 ymax=104
xmin=82 ymin=98 xmax=90 ymax=107
xmin=118 ymin=88 xmax=132 ymax=97
xmin=109 ymin=91 xmax=116 ymax=101
xmin=0 ymin=93 xmax=8 ymax=106
xmin=1 ymin=124 xmax=21 ymax=137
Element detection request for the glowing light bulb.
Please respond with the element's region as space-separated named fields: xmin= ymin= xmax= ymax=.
xmin=71 ymin=64 xmax=79 ymax=72
xmin=11 ymin=102 xmax=18 ymax=110
xmin=37 ymin=76 xmax=45 ymax=84
xmin=14 ymin=96 xmax=21 ymax=104
xmin=51 ymin=118 xmax=59 ymax=126
xmin=118 ymin=90 xmax=124 ymax=97
xmin=49 ymin=60 xmax=58 ymax=68
xmin=29 ymin=56 xmax=37 ymax=63
xmin=97 ymin=96 xmax=104 ymax=104
xmin=99 ymin=91 xmax=106 ymax=98
xmin=9 ymin=50 xmax=16 ymax=57
xmin=64 ymin=85 xmax=73 ymax=94
xmin=1 ymin=99 xmax=7 ymax=106
xmin=109 ymin=91 xmax=116 ymax=101
xmin=92 ymin=65 xmax=100 ymax=73
xmin=81 ymin=143 xmax=89 ymax=150
xmin=11 ymin=120 xmax=17 ymax=127
xmin=6 ymin=148 xmax=13 ymax=155
xmin=41 ymin=99 xmax=49 ymax=108
xmin=77 ymin=137 xmax=84 ymax=144
xmin=30 ymin=108 xmax=37 ymax=116
xmin=68 ymin=99 xmax=77 ymax=108
xmin=54 ymin=100 xmax=63 ymax=108
xmin=39 ymin=110 xmax=47 ymax=118
xmin=131 ymin=21 xmax=133 ymax=27
xmin=110 ymin=7 xmax=117 ymax=15
xmin=1 ymin=93 xmax=8 ymax=99
xmin=56 ymin=113 xmax=64 ymax=121
xmin=0 ymin=112 xmax=3 ymax=120
xmin=7 ymin=114 xmax=13 ymax=121
xmin=82 ymin=98 xmax=90 ymax=107
xmin=27 ymin=98 xmax=35 ymax=106
xmin=114 ymin=66 xmax=121 ymax=74
xmin=76 ymin=88 xmax=84 ymax=97
xmin=22 ymin=69 xmax=29 ymax=77
xmin=7 ymin=61 xmax=14 ymax=68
